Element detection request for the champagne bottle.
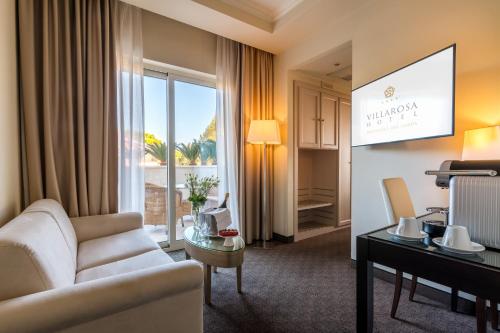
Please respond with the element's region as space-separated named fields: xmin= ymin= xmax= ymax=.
xmin=218 ymin=193 xmax=229 ymax=208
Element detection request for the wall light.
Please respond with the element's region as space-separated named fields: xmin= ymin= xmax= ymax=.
xmin=462 ymin=125 xmax=500 ymax=160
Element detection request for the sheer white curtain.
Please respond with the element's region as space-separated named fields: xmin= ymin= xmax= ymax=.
xmin=115 ymin=3 xmax=144 ymax=213
xmin=216 ymin=37 xmax=242 ymax=231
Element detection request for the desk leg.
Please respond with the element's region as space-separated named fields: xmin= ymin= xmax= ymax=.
xmin=237 ymin=265 xmax=242 ymax=293
xmin=204 ymin=264 xmax=211 ymax=305
xmin=491 ymin=301 xmax=498 ymax=330
xmin=451 ymin=288 xmax=458 ymax=312
xmin=476 ymin=297 xmax=486 ymax=333
xmin=357 ymin=236 xmax=373 ymax=333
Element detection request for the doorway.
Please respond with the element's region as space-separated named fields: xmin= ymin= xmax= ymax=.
xmin=143 ymin=65 xmax=217 ymax=250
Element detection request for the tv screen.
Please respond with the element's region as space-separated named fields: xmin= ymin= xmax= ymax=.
xmin=352 ymin=45 xmax=455 ymax=147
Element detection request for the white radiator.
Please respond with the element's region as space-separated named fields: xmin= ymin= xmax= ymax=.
xmin=449 ymin=176 xmax=500 ymax=249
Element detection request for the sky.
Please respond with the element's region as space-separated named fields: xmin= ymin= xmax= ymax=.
xmin=144 ymin=76 xmax=216 ymax=144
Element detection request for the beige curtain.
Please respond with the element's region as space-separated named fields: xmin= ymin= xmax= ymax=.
xmin=18 ymin=0 xmax=120 ymax=217
xmin=241 ymin=45 xmax=275 ymax=242
xmin=216 ymin=37 xmax=274 ymax=243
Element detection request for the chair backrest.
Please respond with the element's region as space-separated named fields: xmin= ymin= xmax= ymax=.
xmin=380 ymin=178 xmax=416 ymax=225
xmin=0 ymin=201 xmax=77 ymax=300
xmin=175 ymin=190 xmax=183 ymax=208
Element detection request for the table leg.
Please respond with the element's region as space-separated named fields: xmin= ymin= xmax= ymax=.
xmin=237 ymin=265 xmax=242 ymax=293
xmin=491 ymin=301 xmax=498 ymax=331
xmin=451 ymin=288 xmax=458 ymax=312
xmin=476 ymin=297 xmax=486 ymax=333
xmin=357 ymin=236 xmax=373 ymax=333
xmin=204 ymin=264 xmax=211 ymax=305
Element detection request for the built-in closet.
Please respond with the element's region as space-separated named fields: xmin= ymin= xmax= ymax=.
xmin=294 ymin=80 xmax=351 ymax=241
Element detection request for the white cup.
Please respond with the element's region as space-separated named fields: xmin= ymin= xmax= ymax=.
xmin=442 ymin=225 xmax=473 ymax=250
xmin=396 ymin=217 xmax=420 ymax=238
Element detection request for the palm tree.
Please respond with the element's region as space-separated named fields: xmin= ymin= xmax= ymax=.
xmin=176 ymin=141 xmax=201 ymax=165
xmin=145 ymin=141 xmax=167 ymax=165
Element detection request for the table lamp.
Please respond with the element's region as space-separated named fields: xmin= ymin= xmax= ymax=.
xmin=247 ymin=120 xmax=281 ymax=241
xmin=462 ymin=125 xmax=500 ymax=160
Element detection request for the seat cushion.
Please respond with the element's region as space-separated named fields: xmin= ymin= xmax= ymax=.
xmin=0 ymin=212 xmax=76 ymax=301
xmin=77 ymin=229 xmax=159 ymax=271
xmin=23 ymin=199 xmax=78 ymax=268
xmin=76 ymin=249 xmax=174 ymax=283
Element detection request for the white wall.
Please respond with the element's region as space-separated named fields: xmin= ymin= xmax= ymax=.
xmin=0 ymin=0 xmax=21 ymax=225
xmin=273 ymin=0 xmax=500 ymax=257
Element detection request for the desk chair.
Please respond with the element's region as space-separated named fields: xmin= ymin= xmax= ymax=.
xmin=380 ymin=177 xmax=421 ymax=318
xmin=381 ymin=178 xmax=462 ymax=318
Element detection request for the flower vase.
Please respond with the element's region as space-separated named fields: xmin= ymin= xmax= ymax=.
xmin=191 ymin=203 xmax=202 ymax=231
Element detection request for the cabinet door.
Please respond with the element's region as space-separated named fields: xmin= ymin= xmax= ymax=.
xmin=320 ymin=93 xmax=339 ymax=150
xmin=297 ymin=85 xmax=321 ymax=149
xmin=338 ymin=98 xmax=351 ymax=225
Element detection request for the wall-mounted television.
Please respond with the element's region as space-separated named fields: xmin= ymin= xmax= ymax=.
xmin=352 ymin=45 xmax=455 ymax=147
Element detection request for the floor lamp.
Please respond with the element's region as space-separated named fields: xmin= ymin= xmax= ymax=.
xmin=247 ymin=120 xmax=281 ymax=244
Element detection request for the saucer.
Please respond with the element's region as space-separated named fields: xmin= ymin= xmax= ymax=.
xmin=387 ymin=227 xmax=428 ymax=241
xmin=432 ymin=238 xmax=485 ymax=254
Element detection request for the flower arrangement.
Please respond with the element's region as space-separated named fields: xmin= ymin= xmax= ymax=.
xmin=185 ymin=173 xmax=220 ymax=229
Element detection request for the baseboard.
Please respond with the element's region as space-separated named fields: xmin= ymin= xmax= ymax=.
xmin=350 ymin=259 xmax=476 ymax=315
xmin=273 ymin=232 xmax=294 ymax=243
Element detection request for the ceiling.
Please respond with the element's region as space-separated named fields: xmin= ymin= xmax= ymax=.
xmin=123 ymin=0 xmax=370 ymax=54
xmin=217 ymin=0 xmax=304 ymax=22
xmin=298 ymin=42 xmax=352 ymax=81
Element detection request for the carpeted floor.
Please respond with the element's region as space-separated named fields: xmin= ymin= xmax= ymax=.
xmin=168 ymin=228 xmax=494 ymax=333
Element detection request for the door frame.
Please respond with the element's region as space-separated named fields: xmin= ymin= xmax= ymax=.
xmin=144 ymin=60 xmax=216 ymax=251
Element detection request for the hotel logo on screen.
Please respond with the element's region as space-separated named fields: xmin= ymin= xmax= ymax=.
xmin=384 ymin=86 xmax=395 ymax=98
xmin=364 ymin=85 xmax=419 ymax=132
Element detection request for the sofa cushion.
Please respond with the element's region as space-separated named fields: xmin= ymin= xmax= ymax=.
xmin=77 ymin=229 xmax=159 ymax=271
xmin=0 ymin=212 xmax=76 ymax=301
xmin=76 ymin=249 xmax=174 ymax=283
xmin=23 ymin=199 xmax=78 ymax=268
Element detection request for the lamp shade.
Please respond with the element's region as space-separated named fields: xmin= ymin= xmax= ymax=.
xmin=247 ymin=120 xmax=281 ymax=145
xmin=462 ymin=125 xmax=500 ymax=160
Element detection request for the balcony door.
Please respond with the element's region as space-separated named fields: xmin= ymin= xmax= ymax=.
xmin=143 ymin=67 xmax=217 ymax=250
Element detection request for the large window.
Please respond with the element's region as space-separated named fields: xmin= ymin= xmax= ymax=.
xmin=143 ymin=67 xmax=217 ymax=249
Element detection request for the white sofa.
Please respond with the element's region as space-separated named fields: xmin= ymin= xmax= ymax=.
xmin=0 ymin=199 xmax=203 ymax=333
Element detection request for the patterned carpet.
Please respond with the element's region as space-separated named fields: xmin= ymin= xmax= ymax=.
xmin=168 ymin=228 xmax=494 ymax=333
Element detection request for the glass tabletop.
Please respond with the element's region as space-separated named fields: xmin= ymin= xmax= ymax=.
xmin=183 ymin=226 xmax=245 ymax=253
xmin=368 ymin=226 xmax=500 ymax=270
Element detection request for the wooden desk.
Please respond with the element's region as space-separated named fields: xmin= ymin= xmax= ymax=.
xmin=357 ymin=225 xmax=500 ymax=333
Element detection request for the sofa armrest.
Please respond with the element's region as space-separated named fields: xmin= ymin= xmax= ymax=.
xmin=71 ymin=212 xmax=143 ymax=242
xmin=0 ymin=260 xmax=203 ymax=333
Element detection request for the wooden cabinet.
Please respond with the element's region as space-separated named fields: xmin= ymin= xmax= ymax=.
xmin=295 ymin=82 xmax=338 ymax=150
xmin=294 ymin=80 xmax=351 ymax=241
xmin=297 ymin=85 xmax=321 ymax=149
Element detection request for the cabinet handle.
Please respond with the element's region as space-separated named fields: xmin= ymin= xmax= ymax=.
xmin=319 ymin=119 xmax=325 ymax=122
